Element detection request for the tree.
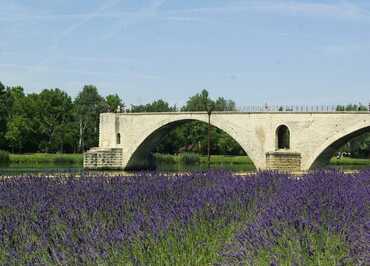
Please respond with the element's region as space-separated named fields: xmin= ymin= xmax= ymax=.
xmin=4 ymin=86 xmax=28 ymax=152
xmin=5 ymin=115 xmax=28 ymax=152
xmin=198 ymin=89 xmax=215 ymax=169
xmin=0 ymin=82 xmax=12 ymax=149
xmin=215 ymin=97 xmax=236 ymax=111
xmin=35 ymin=89 xmax=74 ymax=152
xmin=74 ymin=85 xmax=107 ymax=152
xmin=155 ymin=90 xmax=243 ymax=157
xmin=130 ymin=99 xmax=176 ymax=112
xmin=106 ymin=94 xmax=124 ymax=112
xmin=336 ymin=103 xmax=368 ymax=111
xmin=181 ymin=90 xmax=212 ymax=112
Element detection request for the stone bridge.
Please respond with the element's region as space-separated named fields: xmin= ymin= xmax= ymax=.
xmin=84 ymin=112 xmax=370 ymax=171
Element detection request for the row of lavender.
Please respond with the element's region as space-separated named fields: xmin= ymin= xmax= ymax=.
xmin=0 ymin=170 xmax=368 ymax=265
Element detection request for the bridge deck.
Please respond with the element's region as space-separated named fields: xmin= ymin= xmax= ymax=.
xmin=110 ymin=111 xmax=370 ymax=115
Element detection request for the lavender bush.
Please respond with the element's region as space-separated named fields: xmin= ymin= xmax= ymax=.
xmin=0 ymin=170 xmax=368 ymax=265
xmin=222 ymin=170 xmax=370 ymax=265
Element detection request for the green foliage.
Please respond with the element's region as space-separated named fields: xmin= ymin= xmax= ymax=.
xmin=336 ymin=103 xmax=368 ymax=111
xmin=5 ymin=115 xmax=28 ymax=152
xmin=179 ymin=152 xmax=200 ymax=165
xmin=154 ymin=153 xmax=178 ymax=164
xmin=0 ymin=150 xmax=10 ymax=164
xmin=9 ymin=153 xmax=83 ymax=164
xmin=200 ymin=155 xmax=253 ymax=165
xmin=153 ymin=90 xmax=242 ymax=156
xmin=0 ymin=79 xmax=369 ymax=160
xmin=181 ymin=89 xmax=236 ymax=112
xmin=0 ymin=82 xmax=12 ymax=150
xmin=338 ymin=133 xmax=370 ymax=158
xmin=106 ymin=94 xmax=124 ymax=112
xmin=74 ymin=85 xmax=109 ymax=152
xmin=330 ymin=157 xmax=370 ymax=166
xmin=130 ymin=99 xmax=177 ymax=112
xmin=37 ymin=89 xmax=74 ymax=153
xmin=154 ymin=154 xmax=255 ymax=167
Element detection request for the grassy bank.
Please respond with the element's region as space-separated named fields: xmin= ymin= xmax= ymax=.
xmin=7 ymin=153 xmax=370 ymax=167
xmin=160 ymin=154 xmax=370 ymax=166
xmin=155 ymin=154 xmax=254 ymax=165
xmin=9 ymin=153 xmax=83 ymax=165
xmin=200 ymin=155 xmax=254 ymax=165
xmin=330 ymin=157 xmax=370 ymax=166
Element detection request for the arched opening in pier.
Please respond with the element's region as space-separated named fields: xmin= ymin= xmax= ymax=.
xmin=126 ymin=119 xmax=256 ymax=171
xmin=310 ymin=126 xmax=370 ymax=170
xmin=276 ymin=125 xmax=290 ymax=150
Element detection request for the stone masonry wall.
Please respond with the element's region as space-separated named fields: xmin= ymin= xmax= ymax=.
xmin=266 ymin=151 xmax=302 ymax=172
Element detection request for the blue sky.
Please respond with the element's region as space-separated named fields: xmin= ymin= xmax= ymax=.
xmin=1 ymin=0 xmax=370 ymax=107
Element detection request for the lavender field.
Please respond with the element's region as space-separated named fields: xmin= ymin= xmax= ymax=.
xmin=0 ymin=170 xmax=369 ymax=265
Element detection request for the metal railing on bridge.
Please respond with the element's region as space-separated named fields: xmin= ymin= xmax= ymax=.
xmin=237 ymin=105 xmax=339 ymax=112
xmin=122 ymin=104 xmax=370 ymax=113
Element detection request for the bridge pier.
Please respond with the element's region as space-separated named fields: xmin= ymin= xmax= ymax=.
xmin=83 ymin=148 xmax=303 ymax=172
xmin=266 ymin=151 xmax=302 ymax=172
xmin=84 ymin=148 xmax=124 ymax=170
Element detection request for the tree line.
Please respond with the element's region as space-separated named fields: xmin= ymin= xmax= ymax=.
xmin=0 ymin=82 xmax=242 ymax=155
xmin=0 ymin=81 xmax=369 ymax=157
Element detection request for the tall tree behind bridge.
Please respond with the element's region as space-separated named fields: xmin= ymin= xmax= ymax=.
xmin=130 ymin=99 xmax=177 ymax=112
xmin=153 ymin=90 xmax=243 ymax=155
xmin=106 ymin=94 xmax=124 ymax=112
xmin=74 ymin=85 xmax=108 ymax=152
xmin=0 ymin=82 xmax=12 ymax=150
xmin=37 ymin=89 xmax=75 ymax=153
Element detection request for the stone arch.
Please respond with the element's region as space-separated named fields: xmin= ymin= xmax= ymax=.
xmin=125 ymin=117 xmax=257 ymax=170
xmin=276 ymin=125 xmax=290 ymax=150
xmin=306 ymin=123 xmax=370 ymax=170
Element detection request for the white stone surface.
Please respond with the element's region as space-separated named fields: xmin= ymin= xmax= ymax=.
xmin=85 ymin=112 xmax=370 ymax=171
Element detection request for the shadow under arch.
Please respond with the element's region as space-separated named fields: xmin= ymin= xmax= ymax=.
xmin=125 ymin=119 xmax=255 ymax=170
xmin=309 ymin=125 xmax=370 ymax=170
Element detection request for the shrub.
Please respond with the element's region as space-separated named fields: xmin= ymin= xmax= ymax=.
xmin=154 ymin=153 xmax=177 ymax=164
xmin=0 ymin=150 xmax=10 ymax=164
xmin=9 ymin=153 xmax=83 ymax=164
xmin=179 ymin=152 xmax=200 ymax=165
xmin=53 ymin=156 xmax=76 ymax=164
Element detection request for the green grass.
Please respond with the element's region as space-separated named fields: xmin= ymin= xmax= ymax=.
xmin=9 ymin=153 xmax=83 ymax=165
xmin=155 ymin=154 xmax=254 ymax=165
xmin=179 ymin=152 xmax=201 ymax=165
xmin=7 ymin=153 xmax=370 ymax=169
xmin=200 ymin=155 xmax=254 ymax=165
xmin=329 ymin=157 xmax=370 ymax=166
